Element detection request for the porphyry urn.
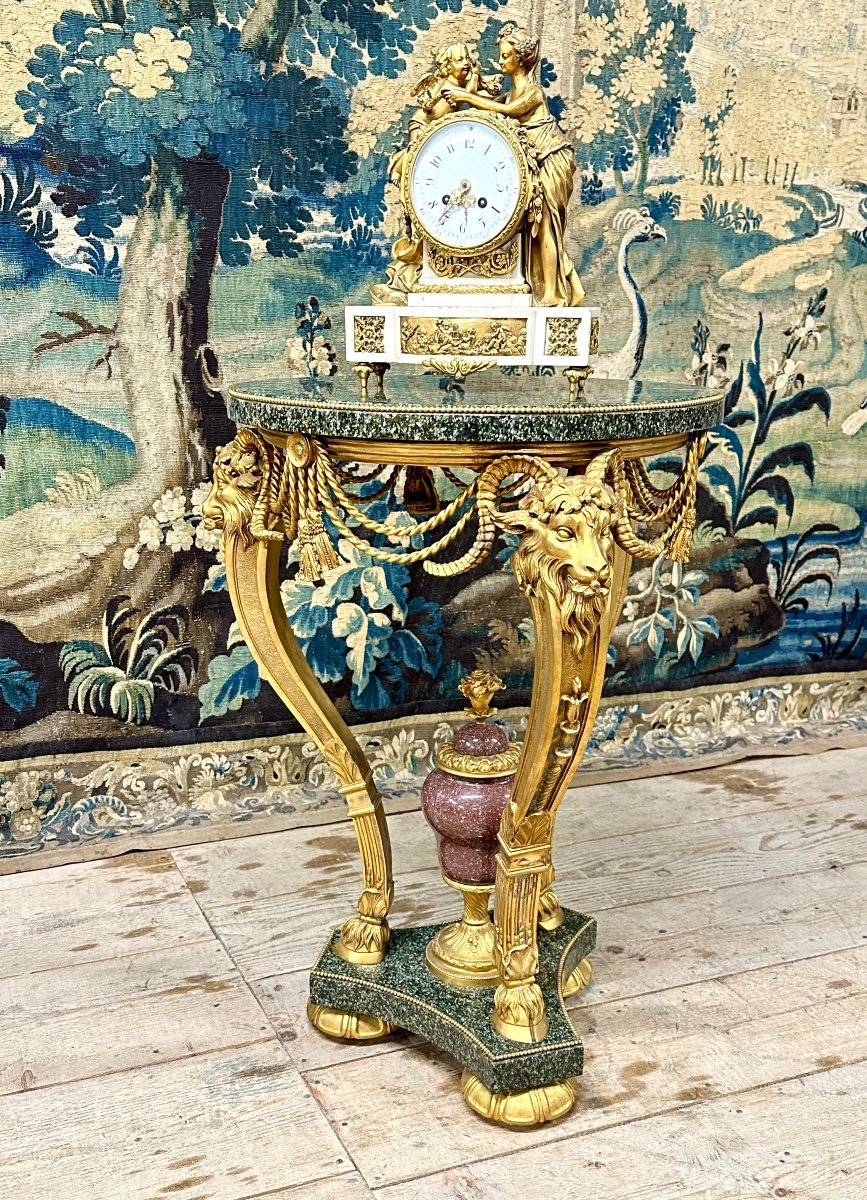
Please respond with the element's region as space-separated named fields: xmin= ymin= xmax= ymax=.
xmin=420 ymin=670 xmax=521 ymax=986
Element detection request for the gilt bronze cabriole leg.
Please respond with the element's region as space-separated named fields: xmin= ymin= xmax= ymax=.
xmin=537 ymin=537 xmax=632 ymax=937
xmin=470 ymin=451 xmax=631 ymax=1050
xmin=489 ymin=545 xmax=632 ymax=1044
xmin=203 ymin=431 xmax=394 ymax=985
xmin=448 ymin=439 xmax=702 ymax=1052
xmin=461 ymin=440 xmax=703 ymax=1124
xmin=224 ymin=535 xmax=394 ymax=966
xmin=463 ymin=539 xmax=632 ymax=1125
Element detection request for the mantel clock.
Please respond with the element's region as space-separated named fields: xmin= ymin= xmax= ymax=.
xmin=344 ymin=26 xmax=601 ymax=396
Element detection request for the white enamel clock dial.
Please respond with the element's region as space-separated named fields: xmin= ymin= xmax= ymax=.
xmin=408 ymin=117 xmax=523 ymax=253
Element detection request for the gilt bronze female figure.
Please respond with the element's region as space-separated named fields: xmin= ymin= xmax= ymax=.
xmin=441 ymin=22 xmax=585 ymax=307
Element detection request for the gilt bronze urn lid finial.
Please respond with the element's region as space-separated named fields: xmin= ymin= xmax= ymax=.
xmin=436 ymin=670 xmax=521 ymax=783
xmin=458 ymin=668 xmax=503 ymax=721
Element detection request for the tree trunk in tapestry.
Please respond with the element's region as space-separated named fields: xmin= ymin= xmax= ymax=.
xmin=0 ymin=0 xmax=519 ymax=743
xmin=117 ymin=147 xmax=232 ymax=489
xmin=526 ymin=0 xmax=585 ymax=120
xmin=9 ymin=0 xmax=511 ymax=643
xmin=0 ymin=142 xmax=234 ymax=638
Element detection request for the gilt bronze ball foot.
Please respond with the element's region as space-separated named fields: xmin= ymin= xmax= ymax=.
xmin=461 ymin=1069 xmax=577 ymax=1127
xmin=307 ymin=1000 xmax=397 ymax=1042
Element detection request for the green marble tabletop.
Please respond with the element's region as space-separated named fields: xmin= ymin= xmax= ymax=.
xmin=228 ymin=370 xmax=723 ymax=445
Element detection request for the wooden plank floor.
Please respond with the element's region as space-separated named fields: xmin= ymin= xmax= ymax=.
xmin=1 ymin=747 xmax=865 ymax=1199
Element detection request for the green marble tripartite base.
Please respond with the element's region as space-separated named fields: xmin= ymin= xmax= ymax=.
xmin=309 ymin=907 xmax=596 ymax=1094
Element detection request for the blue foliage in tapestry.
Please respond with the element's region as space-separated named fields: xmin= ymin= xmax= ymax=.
xmin=286 ymin=297 xmax=338 ymax=377
xmin=0 ymin=659 xmax=38 ymax=714
xmin=0 ymin=161 xmax=57 ymax=252
xmin=612 ymin=289 xmax=843 ymax=682
xmin=1 ymin=0 xmax=867 ymax=856
xmin=624 ymin=561 xmax=719 ymax=666
xmin=17 ymin=0 xmax=355 ymax=258
xmin=573 ymin=0 xmax=695 ymax=194
xmin=283 ymin=547 xmax=442 ymax=710
xmin=200 ymin=533 xmax=443 ymax=718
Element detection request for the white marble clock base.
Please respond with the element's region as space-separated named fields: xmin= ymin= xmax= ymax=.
xmin=345 ymin=302 xmax=601 ymax=371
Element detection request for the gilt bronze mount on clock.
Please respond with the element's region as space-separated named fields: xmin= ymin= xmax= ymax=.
xmin=345 ymin=22 xmax=600 ymax=398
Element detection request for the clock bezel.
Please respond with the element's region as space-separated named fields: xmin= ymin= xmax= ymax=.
xmin=402 ymin=110 xmax=531 ymax=260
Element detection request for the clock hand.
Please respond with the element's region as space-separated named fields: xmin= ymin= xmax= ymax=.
xmin=437 ymin=178 xmax=476 ymax=225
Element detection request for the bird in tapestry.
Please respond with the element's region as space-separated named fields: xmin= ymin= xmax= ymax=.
xmin=593 ymin=207 xmax=667 ymax=381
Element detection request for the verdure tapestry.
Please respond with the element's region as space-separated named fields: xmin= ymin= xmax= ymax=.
xmin=1 ymin=0 xmax=866 ymax=868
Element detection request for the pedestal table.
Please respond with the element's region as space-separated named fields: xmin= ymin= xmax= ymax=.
xmin=202 ymin=370 xmax=723 ymax=1126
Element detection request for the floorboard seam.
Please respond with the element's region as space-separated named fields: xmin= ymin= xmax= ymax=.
xmin=169 ymin=847 xmax=270 ymax=975
xmin=570 ymin=938 xmax=867 ymax=1011
xmin=0 ymin=1034 xmax=277 ymax=1102
xmin=298 ymin=1069 xmax=370 ymax=1185
xmin=359 ymin=1053 xmax=867 ymax=1193
xmin=565 ymin=855 xmax=867 ymax=916
xmin=557 ymin=776 xmax=867 ymax=844
xmin=235 ymin=1167 xmax=360 ymax=1200
xmin=0 ymin=932 xmax=222 ymax=985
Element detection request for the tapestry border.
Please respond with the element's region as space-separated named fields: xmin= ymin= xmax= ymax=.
xmin=1 ymin=669 xmax=865 ymax=873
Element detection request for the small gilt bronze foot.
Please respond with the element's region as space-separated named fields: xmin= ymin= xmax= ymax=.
xmin=353 ymin=362 xmax=390 ymax=400
xmin=307 ymin=1000 xmax=397 ymax=1042
xmin=491 ymin=981 xmax=549 ymax=1043
xmin=333 ymin=914 xmax=390 ymax=965
xmin=354 ymin=363 xmax=373 ymax=400
xmin=538 ymin=886 xmax=565 ymax=931
xmin=371 ymin=362 xmax=390 ymax=396
xmin=461 ymin=1069 xmax=577 ymax=1127
xmin=564 ymin=365 xmax=592 ymax=402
